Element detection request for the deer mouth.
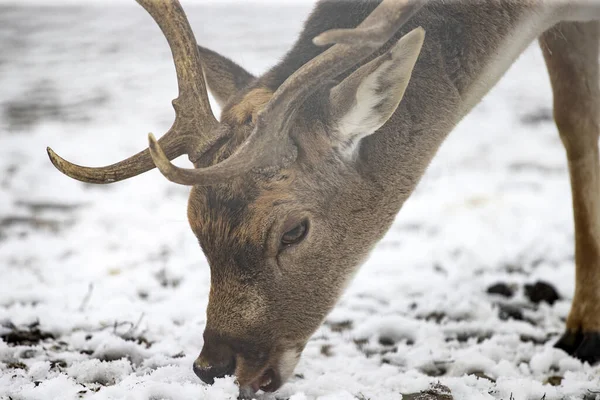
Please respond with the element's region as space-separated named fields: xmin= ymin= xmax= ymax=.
xmin=249 ymin=367 xmax=280 ymax=393
xmin=236 ymin=347 xmax=301 ymax=396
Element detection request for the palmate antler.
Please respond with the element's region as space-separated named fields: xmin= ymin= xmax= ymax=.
xmin=47 ymin=0 xmax=217 ymax=184
xmin=48 ymin=0 xmax=425 ymax=186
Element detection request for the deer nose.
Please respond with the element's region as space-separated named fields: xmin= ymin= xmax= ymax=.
xmin=193 ymin=356 xmax=235 ymax=384
xmin=193 ymin=335 xmax=236 ymax=384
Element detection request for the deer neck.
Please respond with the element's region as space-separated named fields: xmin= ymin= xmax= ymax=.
xmin=260 ymin=1 xmax=556 ymax=214
xmin=358 ymin=2 xmax=554 ymax=208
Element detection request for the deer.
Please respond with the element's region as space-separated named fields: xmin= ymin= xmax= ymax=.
xmin=46 ymin=0 xmax=600 ymax=395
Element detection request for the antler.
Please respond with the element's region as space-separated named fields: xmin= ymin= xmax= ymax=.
xmin=312 ymin=0 xmax=425 ymax=47
xmin=47 ymin=0 xmax=217 ymax=184
xmin=147 ymin=0 xmax=426 ymax=186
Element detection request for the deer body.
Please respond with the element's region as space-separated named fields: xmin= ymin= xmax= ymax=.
xmin=47 ymin=0 xmax=600 ymax=394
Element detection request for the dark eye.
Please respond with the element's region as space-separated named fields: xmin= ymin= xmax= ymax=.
xmin=281 ymin=220 xmax=308 ymax=246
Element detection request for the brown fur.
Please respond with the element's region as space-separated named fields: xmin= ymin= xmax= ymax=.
xmin=185 ymin=0 xmax=600 ymax=390
xmin=223 ymin=87 xmax=274 ymax=125
xmin=194 ymin=87 xmax=275 ymax=170
xmin=541 ymin=21 xmax=600 ymax=332
xmin=45 ymin=0 xmax=600 ymax=389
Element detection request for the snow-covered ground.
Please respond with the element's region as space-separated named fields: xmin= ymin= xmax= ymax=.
xmin=1 ymin=2 xmax=600 ymax=400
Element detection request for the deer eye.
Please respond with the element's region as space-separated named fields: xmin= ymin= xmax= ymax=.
xmin=281 ymin=220 xmax=308 ymax=247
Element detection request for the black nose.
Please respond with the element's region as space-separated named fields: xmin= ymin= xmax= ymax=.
xmin=193 ymin=357 xmax=235 ymax=384
xmin=193 ymin=337 xmax=236 ymax=384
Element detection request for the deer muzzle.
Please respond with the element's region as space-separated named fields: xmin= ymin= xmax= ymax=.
xmin=193 ymin=328 xmax=293 ymax=394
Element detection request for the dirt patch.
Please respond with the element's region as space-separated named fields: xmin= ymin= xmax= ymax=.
xmin=519 ymin=334 xmax=551 ymax=345
xmin=545 ymin=375 xmax=563 ymax=386
xmin=5 ymin=360 xmax=28 ymax=370
xmin=0 ymin=321 xmax=55 ymax=346
xmin=0 ymin=200 xmax=85 ymax=239
xmin=325 ymin=320 xmax=353 ymax=332
xmin=320 ymin=344 xmax=333 ymax=357
xmin=487 ymin=282 xmax=515 ymax=298
xmin=508 ymin=162 xmax=565 ymax=175
xmin=1 ymin=164 xmax=18 ymax=189
xmin=419 ymin=363 xmax=448 ymax=377
xmin=497 ymin=304 xmax=524 ymax=322
xmin=447 ymin=331 xmax=493 ymax=344
xmin=520 ymin=107 xmax=553 ymax=126
xmin=15 ymin=200 xmax=87 ymax=213
xmin=0 ymin=216 xmax=75 ymax=241
xmin=2 ymin=79 xmax=109 ymax=131
xmin=50 ymin=359 xmax=68 ymax=371
xmin=154 ymin=267 xmax=181 ymax=289
xmin=524 ymin=281 xmax=560 ymax=305
xmin=0 ymin=216 xmax=72 ymax=231
xmin=402 ymin=383 xmax=453 ymax=400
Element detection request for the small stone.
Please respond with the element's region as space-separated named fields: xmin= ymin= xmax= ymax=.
xmin=498 ymin=304 xmax=524 ymax=321
xmin=19 ymin=348 xmax=37 ymax=359
xmin=487 ymin=283 xmax=514 ymax=298
xmin=545 ymin=375 xmax=563 ymax=386
xmin=524 ymin=281 xmax=560 ymax=305
xmin=320 ymin=344 xmax=333 ymax=357
xmin=378 ymin=336 xmax=395 ymax=346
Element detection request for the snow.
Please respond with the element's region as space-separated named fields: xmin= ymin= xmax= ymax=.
xmin=1 ymin=2 xmax=600 ymax=400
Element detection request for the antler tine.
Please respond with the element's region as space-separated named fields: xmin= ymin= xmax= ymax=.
xmin=136 ymin=0 xmax=217 ymax=131
xmin=313 ymin=0 xmax=426 ymax=47
xmin=47 ymin=135 xmax=192 ymax=184
xmin=47 ymin=0 xmax=217 ymax=184
xmin=260 ymin=0 xmax=426 ymax=132
xmin=146 ymin=0 xmax=425 ymax=186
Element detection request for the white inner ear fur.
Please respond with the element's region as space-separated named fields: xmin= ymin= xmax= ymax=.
xmin=331 ymin=27 xmax=425 ymax=159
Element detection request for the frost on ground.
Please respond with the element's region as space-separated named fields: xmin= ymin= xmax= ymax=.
xmin=1 ymin=2 xmax=600 ymax=400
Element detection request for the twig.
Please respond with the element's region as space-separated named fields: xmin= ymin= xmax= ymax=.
xmin=78 ymin=283 xmax=94 ymax=312
xmin=112 ymin=321 xmax=134 ymax=334
xmin=123 ymin=313 xmax=145 ymax=339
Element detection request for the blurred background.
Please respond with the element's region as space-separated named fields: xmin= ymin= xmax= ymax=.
xmin=1 ymin=1 xmax=599 ymax=399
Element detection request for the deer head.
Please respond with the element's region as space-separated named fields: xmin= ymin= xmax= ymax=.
xmin=47 ymin=0 xmax=425 ymax=393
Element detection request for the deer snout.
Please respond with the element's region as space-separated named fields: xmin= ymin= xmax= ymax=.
xmin=193 ymin=329 xmax=283 ymax=392
xmin=193 ymin=336 xmax=236 ymax=385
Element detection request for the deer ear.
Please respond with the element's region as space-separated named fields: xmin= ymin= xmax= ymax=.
xmin=198 ymin=45 xmax=255 ymax=108
xmin=329 ymin=28 xmax=425 ymax=157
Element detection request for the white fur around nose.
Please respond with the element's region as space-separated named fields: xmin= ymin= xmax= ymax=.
xmin=278 ymin=349 xmax=301 ymax=383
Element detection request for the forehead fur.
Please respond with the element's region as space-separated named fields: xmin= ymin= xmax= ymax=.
xmin=223 ymin=87 xmax=274 ymax=125
xmin=188 ymin=183 xmax=255 ymax=249
xmin=189 ymin=85 xmax=284 ymax=251
xmin=188 ymin=84 xmax=332 ymax=267
xmin=197 ymin=87 xmax=274 ymax=169
xmin=188 ymin=175 xmax=296 ymax=269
